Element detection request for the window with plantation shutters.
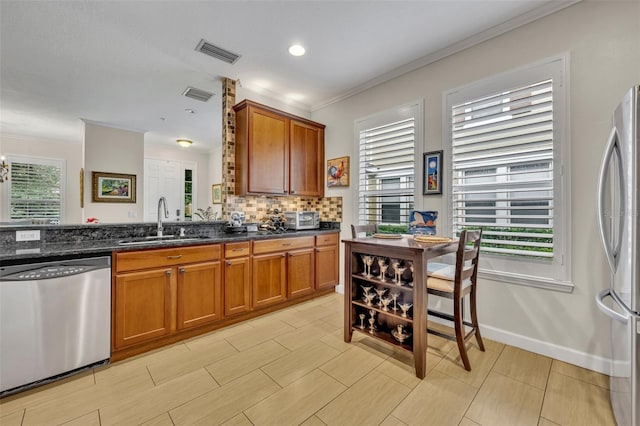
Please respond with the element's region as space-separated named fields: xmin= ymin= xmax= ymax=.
xmin=445 ymin=56 xmax=572 ymax=291
xmin=6 ymin=156 xmax=65 ymax=222
xmin=355 ymin=102 xmax=422 ymax=232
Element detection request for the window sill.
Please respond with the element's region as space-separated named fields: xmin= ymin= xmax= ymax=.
xmin=479 ymin=268 xmax=574 ymax=293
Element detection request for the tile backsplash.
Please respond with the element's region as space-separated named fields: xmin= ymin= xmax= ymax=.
xmin=226 ymin=195 xmax=342 ymax=223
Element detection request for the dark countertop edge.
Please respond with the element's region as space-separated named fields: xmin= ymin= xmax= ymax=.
xmin=0 ymin=229 xmax=340 ymax=263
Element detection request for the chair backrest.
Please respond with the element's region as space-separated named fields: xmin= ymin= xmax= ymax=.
xmin=350 ymin=223 xmax=378 ymax=238
xmin=454 ymin=229 xmax=482 ymax=292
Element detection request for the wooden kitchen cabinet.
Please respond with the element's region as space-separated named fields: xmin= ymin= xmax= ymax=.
xmin=177 ymin=261 xmax=222 ymax=330
xmin=252 ymin=252 xmax=287 ymax=308
xmin=287 ymin=247 xmax=315 ymax=298
xmin=112 ymin=244 xmax=222 ymax=350
xmin=252 ymin=236 xmax=315 ymax=307
xmin=315 ymin=233 xmax=339 ymax=290
xmin=111 ymin=233 xmax=339 ymax=361
xmin=114 ymin=268 xmax=173 ymax=349
xmin=224 ymin=242 xmax=252 ymax=317
xmin=290 ymin=120 xmax=324 ymax=197
xmin=234 ymin=99 xmax=325 ymax=197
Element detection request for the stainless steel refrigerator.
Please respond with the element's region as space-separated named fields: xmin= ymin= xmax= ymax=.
xmin=596 ymin=85 xmax=640 ymax=426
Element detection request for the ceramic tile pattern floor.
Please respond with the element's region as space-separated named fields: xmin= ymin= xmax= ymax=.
xmin=0 ymin=293 xmax=616 ymax=426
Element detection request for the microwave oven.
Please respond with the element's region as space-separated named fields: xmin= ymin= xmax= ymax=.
xmin=284 ymin=211 xmax=319 ymax=230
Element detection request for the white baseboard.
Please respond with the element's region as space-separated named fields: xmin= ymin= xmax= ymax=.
xmin=334 ymin=283 xmax=613 ymax=375
xmin=480 ymin=324 xmax=612 ymax=376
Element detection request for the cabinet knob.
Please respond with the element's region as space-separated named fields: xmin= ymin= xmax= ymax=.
xmin=165 ymin=270 xmax=171 ymax=276
xmin=290 ymin=190 xmax=295 ymax=194
xmin=227 ymin=261 xmax=232 ymax=266
xmin=179 ymin=267 xmax=186 ymax=274
xmin=281 ymin=253 xmax=286 ymax=258
xmin=283 ymin=190 xmax=287 ymax=194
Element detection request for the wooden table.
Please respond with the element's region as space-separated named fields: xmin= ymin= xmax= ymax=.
xmin=342 ymin=235 xmax=457 ymax=379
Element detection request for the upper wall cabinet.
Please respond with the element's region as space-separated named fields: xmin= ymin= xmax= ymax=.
xmin=234 ymin=100 xmax=325 ymax=197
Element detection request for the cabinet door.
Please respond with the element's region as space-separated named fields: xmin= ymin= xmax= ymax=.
xmin=252 ymin=252 xmax=287 ymax=308
xmin=248 ymin=107 xmax=289 ymax=194
xmin=316 ymin=244 xmax=339 ymax=290
xmin=114 ymin=268 xmax=173 ymax=349
xmin=287 ymin=248 xmax=315 ymax=298
xmin=290 ymin=120 xmax=324 ymax=197
xmin=177 ymin=261 xmax=222 ymax=330
xmin=224 ymin=257 xmax=251 ymax=316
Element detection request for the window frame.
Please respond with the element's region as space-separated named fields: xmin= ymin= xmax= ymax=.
xmin=3 ymin=154 xmax=66 ymax=223
xmin=353 ymin=100 xmax=424 ymax=230
xmin=443 ymin=54 xmax=573 ymax=292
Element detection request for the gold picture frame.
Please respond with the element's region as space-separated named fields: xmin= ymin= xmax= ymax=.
xmin=91 ymin=171 xmax=136 ymax=203
xmin=212 ymin=183 xmax=222 ymax=204
xmin=327 ymin=156 xmax=349 ymax=187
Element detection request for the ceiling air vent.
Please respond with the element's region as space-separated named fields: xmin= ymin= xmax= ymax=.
xmin=195 ymin=39 xmax=240 ymax=64
xmin=182 ymin=87 xmax=214 ymax=102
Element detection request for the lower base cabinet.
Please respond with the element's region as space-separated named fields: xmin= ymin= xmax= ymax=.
xmin=224 ymin=256 xmax=251 ymax=317
xmin=177 ymin=261 xmax=222 ymax=330
xmin=113 ymin=245 xmax=222 ymax=350
xmin=287 ymin=248 xmax=315 ymax=298
xmin=111 ymin=233 xmax=339 ymax=360
xmin=114 ymin=268 xmax=173 ymax=349
xmin=316 ymin=234 xmax=339 ymax=290
xmin=252 ymin=252 xmax=287 ymax=308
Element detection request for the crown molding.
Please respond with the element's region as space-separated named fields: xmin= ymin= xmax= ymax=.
xmin=311 ymin=0 xmax=581 ymax=112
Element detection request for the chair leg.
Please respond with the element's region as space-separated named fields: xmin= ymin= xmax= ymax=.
xmin=470 ymin=288 xmax=485 ymax=352
xmin=454 ymin=296 xmax=471 ymax=371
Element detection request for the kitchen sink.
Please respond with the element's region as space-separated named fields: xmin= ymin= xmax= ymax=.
xmin=117 ymin=236 xmax=208 ymax=246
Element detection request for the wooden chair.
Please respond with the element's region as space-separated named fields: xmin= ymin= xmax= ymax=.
xmin=350 ymin=223 xmax=379 ymax=238
xmin=427 ymin=229 xmax=484 ymax=371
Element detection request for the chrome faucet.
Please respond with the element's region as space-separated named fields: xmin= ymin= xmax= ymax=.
xmin=157 ymin=196 xmax=169 ymax=237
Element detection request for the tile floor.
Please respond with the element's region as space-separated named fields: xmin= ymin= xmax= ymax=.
xmin=0 ymin=292 xmax=616 ymax=426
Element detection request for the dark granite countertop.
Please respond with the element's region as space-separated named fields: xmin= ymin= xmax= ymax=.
xmin=0 ymin=228 xmax=340 ymax=263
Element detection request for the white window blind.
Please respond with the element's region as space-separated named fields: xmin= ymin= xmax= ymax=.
xmin=452 ymin=79 xmax=554 ymax=259
xmin=8 ymin=156 xmax=64 ymax=222
xmin=445 ymin=56 xmax=572 ymax=291
xmin=357 ymin=116 xmax=416 ymax=227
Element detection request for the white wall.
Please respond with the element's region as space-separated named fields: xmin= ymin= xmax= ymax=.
xmin=312 ymin=1 xmax=640 ymax=372
xmin=83 ymin=122 xmax=144 ymax=222
xmin=0 ymin=134 xmax=83 ymax=224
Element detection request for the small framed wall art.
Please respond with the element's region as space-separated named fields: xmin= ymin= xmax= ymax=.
xmin=327 ymin=156 xmax=349 ymax=187
xmin=423 ymin=150 xmax=443 ymax=195
xmin=211 ymin=183 xmax=222 ymax=204
xmin=91 ymin=171 xmax=136 ymax=203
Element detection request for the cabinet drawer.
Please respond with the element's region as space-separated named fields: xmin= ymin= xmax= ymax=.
xmin=253 ymin=236 xmax=314 ymax=255
xmin=315 ymin=233 xmax=338 ymax=247
xmin=225 ymin=242 xmax=250 ymax=258
xmin=115 ymin=244 xmax=221 ymax=272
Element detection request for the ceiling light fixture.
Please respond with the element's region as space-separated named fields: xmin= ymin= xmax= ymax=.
xmin=177 ymin=139 xmax=192 ymax=148
xmin=288 ymin=44 xmax=305 ymax=56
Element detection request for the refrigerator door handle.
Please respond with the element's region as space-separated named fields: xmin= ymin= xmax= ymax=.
xmin=596 ymin=288 xmax=629 ymax=324
xmin=597 ymin=127 xmax=624 ymax=273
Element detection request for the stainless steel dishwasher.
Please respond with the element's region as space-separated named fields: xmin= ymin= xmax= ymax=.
xmin=0 ymin=255 xmax=111 ymax=396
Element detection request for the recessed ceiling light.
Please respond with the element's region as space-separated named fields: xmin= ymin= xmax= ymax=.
xmin=185 ymin=108 xmax=195 ymax=114
xmin=177 ymin=139 xmax=192 ymax=148
xmin=288 ymin=44 xmax=305 ymax=56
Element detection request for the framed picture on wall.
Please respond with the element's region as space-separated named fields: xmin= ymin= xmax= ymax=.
xmin=212 ymin=183 xmax=222 ymax=204
xmin=91 ymin=171 xmax=136 ymax=203
xmin=327 ymin=156 xmax=349 ymax=187
xmin=423 ymin=150 xmax=443 ymax=195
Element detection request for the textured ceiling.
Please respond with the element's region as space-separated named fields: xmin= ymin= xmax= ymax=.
xmin=0 ymin=1 xmax=577 ymax=152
